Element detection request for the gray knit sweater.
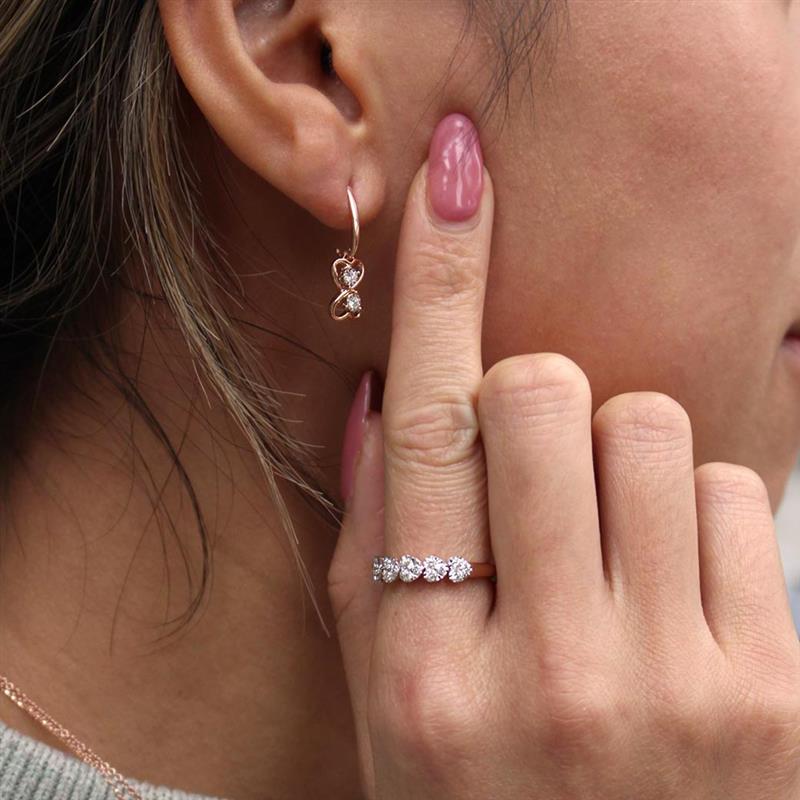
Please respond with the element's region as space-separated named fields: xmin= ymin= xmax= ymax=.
xmin=0 ymin=717 xmax=226 ymax=799
xmin=3 ymin=586 xmax=800 ymax=799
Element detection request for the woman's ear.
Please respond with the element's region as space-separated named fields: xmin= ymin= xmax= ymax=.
xmin=157 ymin=0 xmax=386 ymax=229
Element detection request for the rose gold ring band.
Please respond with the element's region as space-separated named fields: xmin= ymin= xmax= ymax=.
xmin=373 ymin=554 xmax=496 ymax=584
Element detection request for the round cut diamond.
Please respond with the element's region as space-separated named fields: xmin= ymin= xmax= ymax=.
xmin=447 ymin=556 xmax=472 ymax=582
xmin=398 ymin=554 xmax=423 ymax=582
xmin=341 ymin=266 xmax=361 ymax=288
xmin=372 ymin=556 xmax=383 ymax=582
xmin=380 ymin=557 xmax=400 ymax=583
xmin=344 ymin=292 xmax=362 ymax=315
xmin=422 ymin=555 xmax=448 ymax=582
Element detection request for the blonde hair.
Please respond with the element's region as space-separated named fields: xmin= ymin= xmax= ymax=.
xmin=1 ymin=0 xmax=336 ymax=638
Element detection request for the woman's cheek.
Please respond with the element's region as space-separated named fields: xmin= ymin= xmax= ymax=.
xmin=484 ymin=0 xmax=800 ymax=501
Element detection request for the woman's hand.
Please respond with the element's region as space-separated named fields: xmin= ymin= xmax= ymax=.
xmin=328 ymin=115 xmax=800 ymax=799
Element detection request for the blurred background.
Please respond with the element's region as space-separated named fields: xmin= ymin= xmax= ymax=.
xmin=777 ymin=458 xmax=800 ymax=593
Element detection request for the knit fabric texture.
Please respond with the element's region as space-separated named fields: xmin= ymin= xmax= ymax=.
xmin=3 ymin=585 xmax=800 ymax=799
xmin=0 ymin=718 xmax=226 ymax=800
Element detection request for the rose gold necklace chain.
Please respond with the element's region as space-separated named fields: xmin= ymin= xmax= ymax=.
xmin=0 ymin=673 xmax=144 ymax=800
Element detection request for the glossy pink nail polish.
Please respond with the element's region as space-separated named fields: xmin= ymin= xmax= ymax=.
xmin=340 ymin=371 xmax=378 ymax=506
xmin=427 ymin=112 xmax=484 ymax=222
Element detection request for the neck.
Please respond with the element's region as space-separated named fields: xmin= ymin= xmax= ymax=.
xmin=0 ymin=289 xmax=366 ymax=799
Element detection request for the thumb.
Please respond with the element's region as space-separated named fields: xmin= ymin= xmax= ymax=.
xmin=328 ymin=370 xmax=385 ymax=796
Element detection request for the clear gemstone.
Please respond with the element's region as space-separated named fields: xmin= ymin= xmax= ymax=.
xmin=447 ymin=556 xmax=472 ymax=582
xmin=398 ymin=554 xmax=423 ymax=582
xmin=341 ymin=266 xmax=361 ymax=288
xmin=344 ymin=292 xmax=362 ymax=314
xmin=422 ymin=555 xmax=449 ymax=582
xmin=381 ymin=557 xmax=400 ymax=583
xmin=372 ymin=556 xmax=383 ymax=582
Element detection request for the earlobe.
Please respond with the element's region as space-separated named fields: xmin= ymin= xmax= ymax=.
xmin=157 ymin=0 xmax=386 ymax=230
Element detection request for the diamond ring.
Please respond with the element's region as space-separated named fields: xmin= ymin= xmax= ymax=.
xmin=372 ymin=554 xmax=496 ymax=584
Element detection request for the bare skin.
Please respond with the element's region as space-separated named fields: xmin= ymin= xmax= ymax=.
xmin=1 ymin=1 xmax=799 ymax=799
xmin=331 ymin=118 xmax=800 ymax=800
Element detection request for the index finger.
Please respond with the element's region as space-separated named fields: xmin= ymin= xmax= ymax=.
xmin=380 ymin=113 xmax=495 ymax=616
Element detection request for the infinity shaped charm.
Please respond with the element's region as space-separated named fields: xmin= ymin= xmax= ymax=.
xmin=329 ymin=249 xmax=365 ymax=320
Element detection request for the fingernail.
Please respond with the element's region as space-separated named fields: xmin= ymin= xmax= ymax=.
xmin=427 ymin=112 xmax=484 ymax=224
xmin=340 ymin=371 xmax=381 ymax=507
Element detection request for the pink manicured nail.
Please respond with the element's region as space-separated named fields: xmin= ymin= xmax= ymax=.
xmin=340 ymin=371 xmax=378 ymax=506
xmin=427 ymin=112 xmax=484 ymax=223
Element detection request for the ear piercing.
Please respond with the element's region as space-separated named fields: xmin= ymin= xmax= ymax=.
xmin=329 ymin=185 xmax=364 ymax=321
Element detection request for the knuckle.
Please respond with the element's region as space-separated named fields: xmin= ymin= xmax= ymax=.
xmin=531 ymin=645 xmax=615 ymax=753
xmin=648 ymin=675 xmax=717 ymax=744
xmin=405 ymin=235 xmax=484 ymax=306
xmin=478 ymin=353 xmax=591 ymax=430
xmin=695 ymin=462 xmax=771 ymax=513
xmin=753 ymin=695 xmax=800 ymax=754
xmin=537 ymin=684 xmax=617 ymax=755
xmin=593 ymin=391 xmax=692 ymax=456
xmin=626 ymin=668 xmax=723 ymax=763
xmin=385 ymin=395 xmax=480 ymax=469
xmin=722 ymin=681 xmax=800 ymax=762
xmin=374 ymin=660 xmax=481 ymax=774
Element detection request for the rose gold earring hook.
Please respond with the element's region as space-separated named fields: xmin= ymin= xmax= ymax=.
xmin=346 ymin=184 xmax=359 ymax=258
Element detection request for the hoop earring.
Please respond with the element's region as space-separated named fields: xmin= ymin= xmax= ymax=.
xmin=329 ymin=185 xmax=364 ymax=321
